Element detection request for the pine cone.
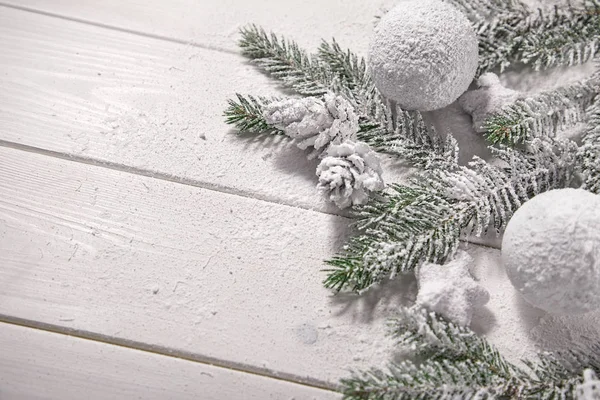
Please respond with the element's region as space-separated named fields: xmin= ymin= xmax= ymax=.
xmin=316 ymin=141 xmax=384 ymax=209
xmin=263 ymin=93 xmax=359 ymax=159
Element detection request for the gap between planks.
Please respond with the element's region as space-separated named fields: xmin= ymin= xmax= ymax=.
xmin=0 ymin=2 xmax=238 ymax=56
xmin=0 ymin=313 xmax=341 ymax=393
xmin=0 ymin=139 xmax=501 ymax=249
xmin=0 ymin=139 xmax=348 ymax=219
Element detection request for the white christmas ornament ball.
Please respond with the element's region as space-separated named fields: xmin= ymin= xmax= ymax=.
xmin=502 ymin=189 xmax=600 ymax=315
xmin=368 ymin=0 xmax=478 ymax=111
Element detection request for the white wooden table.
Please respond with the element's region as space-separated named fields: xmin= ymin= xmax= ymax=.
xmin=1 ymin=0 xmax=599 ymax=398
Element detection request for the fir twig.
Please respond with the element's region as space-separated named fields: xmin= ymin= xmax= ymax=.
xmin=323 ymin=185 xmax=461 ymax=292
xmin=520 ymin=3 xmax=600 ymax=72
xmin=390 ymin=307 xmax=526 ymax=380
xmin=317 ymin=39 xmax=371 ymax=94
xmin=483 ymin=78 xmax=599 ymax=145
xmin=223 ymin=94 xmax=282 ymax=134
xmin=448 ymin=0 xmax=600 ymax=74
xmin=341 ymin=307 xmax=600 ymax=400
xmin=324 ymin=138 xmax=578 ymax=293
xmin=580 ymin=96 xmax=600 ymax=193
xmin=239 ymin=25 xmax=330 ymax=96
xmin=357 ymin=108 xmax=460 ymax=170
xmin=445 ymin=0 xmax=526 ymax=22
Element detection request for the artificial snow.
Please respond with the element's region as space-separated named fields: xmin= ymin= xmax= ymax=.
xmin=502 ymin=189 xmax=600 ymax=315
xmin=459 ymin=72 xmax=522 ymax=133
xmin=368 ymin=0 xmax=478 ymax=111
xmin=415 ymin=251 xmax=490 ymax=327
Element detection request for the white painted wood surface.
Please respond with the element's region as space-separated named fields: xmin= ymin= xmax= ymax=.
xmin=2 ymin=0 xmax=384 ymax=55
xmin=0 ymin=322 xmax=340 ymax=400
xmin=0 ymin=145 xmax=400 ymax=385
xmin=2 ymin=1 xmax=599 ymax=397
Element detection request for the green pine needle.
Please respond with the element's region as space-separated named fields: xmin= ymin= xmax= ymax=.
xmin=448 ymin=0 xmax=600 ymax=74
xmin=317 ymin=39 xmax=372 ymax=94
xmin=484 ymin=113 xmax=526 ymax=145
xmin=238 ymin=24 xmax=330 ymax=96
xmin=520 ymin=3 xmax=600 ymax=72
xmin=223 ymin=94 xmax=281 ymax=134
xmin=483 ymin=78 xmax=598 ymax=146
xmin=580 ymin=96 xmax=600 ymax=193
xmin=341 ymin=307 xmax=600 ymax=400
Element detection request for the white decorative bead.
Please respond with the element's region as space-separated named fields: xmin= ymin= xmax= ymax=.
xmin=368 ymin=0 xmax=478 ymax=111
xmin=502 ymin=189 xmax=600 ymax=315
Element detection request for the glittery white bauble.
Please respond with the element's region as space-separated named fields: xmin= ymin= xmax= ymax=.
xmin=502 ymin=189 xmax=600 ymax=315
xmin=368 ymin=0 xmax=478 ymax=111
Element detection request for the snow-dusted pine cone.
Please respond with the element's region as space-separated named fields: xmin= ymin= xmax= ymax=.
xmin=263 ymin=92 xmax=359 ymax=159
xmin=316 ymin=141 xmax=385 ymax=209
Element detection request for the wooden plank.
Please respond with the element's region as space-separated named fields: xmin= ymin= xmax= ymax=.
xmin=0 ymin=322 xmax=340 ymax=400
xmin=1 ymin=0 xmax=385 ymax=55
xmin=0 ymin=7 xmax=344 ymax=213
xmin=0 ymin=145 xmax=400 ymax=384
xmin=0 ymin=7 xmax=414 ymax=215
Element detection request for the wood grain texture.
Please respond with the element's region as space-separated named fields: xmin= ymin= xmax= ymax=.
xmin=0 ymin=322 xmax=340 ymax=400
xmin=1 ymin=0 xmax=385 ymax=55
xmin=0 ymin=145 xmax=406 ymax=385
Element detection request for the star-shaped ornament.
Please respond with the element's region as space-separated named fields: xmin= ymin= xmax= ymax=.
xmin=415 ymin=251 xmax=490 ymax=327
xmin=458 ymin=72 xmax=522 ymax=133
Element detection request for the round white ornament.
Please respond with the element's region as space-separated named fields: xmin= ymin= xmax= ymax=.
xmin=502 ymin=189 xmax=600 ymax=315
xmin=368 ymin=0 xmax=479 ymax=111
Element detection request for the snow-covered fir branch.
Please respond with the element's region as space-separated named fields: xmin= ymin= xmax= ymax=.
xmin=483 ymin=77 xmax=599 ymax=145
xmin=340 ymin=307 xmax=600 ymax=400
xmin=357 ymin=103 xmax=460 ymax=170
xmin=239 ymin=25 xmax=331 ymax=96
xmin=580 ymin=97 xmax=600 ymax=193
xmin=519 ymin=2 xmax=600 ymax=72
xmin=324 ymin=138 xmax=578 ymax=293
xmin=223 ymin=94 xmax=282 ymax=134
xmin=316 ymin=39 xmax=374 ymax=104
xmin=448 ymin=0 xmax=600 ymax=74
xmin=390 ymin=307 xmax=525 ymax=380
xmin=224 ymin=93 xmax=458 ymax=175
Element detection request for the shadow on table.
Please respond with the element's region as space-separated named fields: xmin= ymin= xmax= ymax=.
xmin=328 ymin=275 xmax=418 ymax=324
xmin=233 ymin=130 xmax=323 ymax=184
